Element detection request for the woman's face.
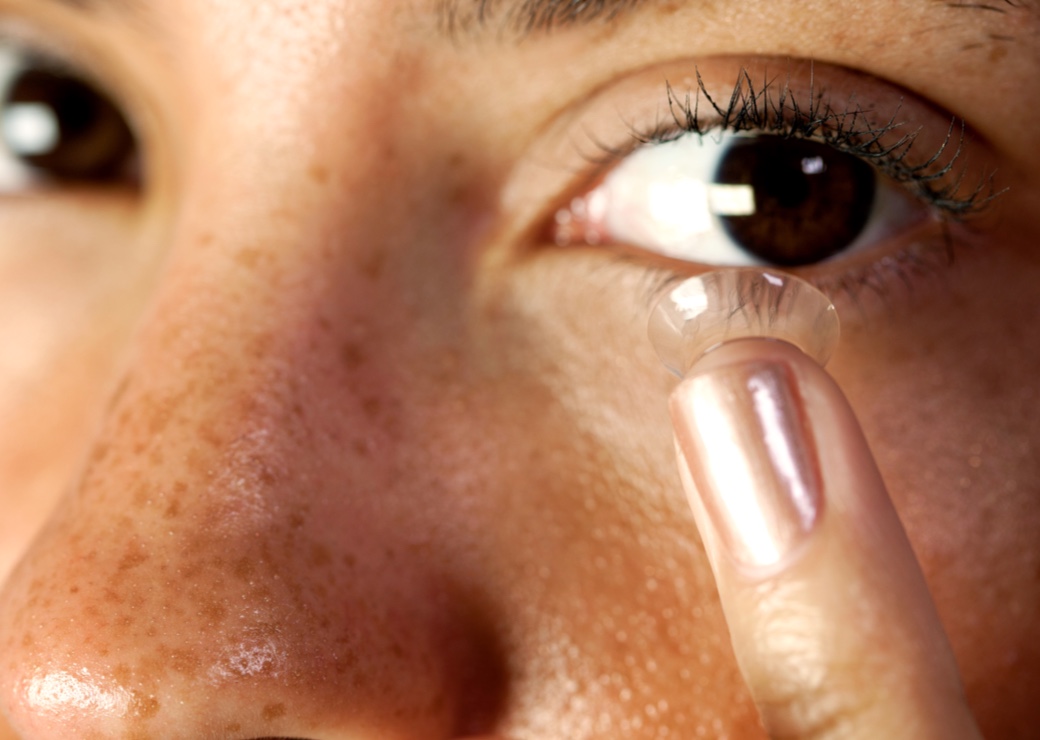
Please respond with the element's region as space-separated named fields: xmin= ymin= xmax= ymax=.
xmin=0 ymin=0 xmax=1037 ymax=737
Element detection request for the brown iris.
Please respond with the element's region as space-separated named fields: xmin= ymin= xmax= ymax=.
xmin=715 ymin=136 xmax=876 ymax=266
xmin=2 ymin=66 xmax=135 ymax=182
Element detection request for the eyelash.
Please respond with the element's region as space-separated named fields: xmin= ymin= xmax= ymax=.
xmin=595 ymin=67 xmax=1000 ymax=221
xmin=574 ymin=65 xmax=1004 ymax=304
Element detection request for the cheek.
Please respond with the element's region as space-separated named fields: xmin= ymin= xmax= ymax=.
xmin=828 ymin=240 xmax=1040 ymax=724
xmin=427 ymin=256 xmax=763 ymax=734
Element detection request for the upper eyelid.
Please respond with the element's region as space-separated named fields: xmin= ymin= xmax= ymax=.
xmin=496 ymin=56 xmax=1003 ymax=260
xmin=606 ymin=70 xmax=1000 ymax=221
xmin=564 ymin=60 xmax=995 ymax=214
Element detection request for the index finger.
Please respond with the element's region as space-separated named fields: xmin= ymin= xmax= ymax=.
xmin=672 ymin=338 xmax=982 ymax=740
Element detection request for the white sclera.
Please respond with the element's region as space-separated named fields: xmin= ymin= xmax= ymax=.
xmin=648 ymin=269 xmax=840 ymax=376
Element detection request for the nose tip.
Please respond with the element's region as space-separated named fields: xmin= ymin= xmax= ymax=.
xmin=0 ymin=514 xmax=511 ymax=738
xmin=0 ymin=371 xmax=510 ymax=739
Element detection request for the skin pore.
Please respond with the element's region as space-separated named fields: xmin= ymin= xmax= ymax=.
xmin=0 ymin=0 xmax=1038 ymax=737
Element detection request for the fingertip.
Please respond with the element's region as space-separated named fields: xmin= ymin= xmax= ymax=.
xmin=669 ymin=337 xmax=982 ymax=739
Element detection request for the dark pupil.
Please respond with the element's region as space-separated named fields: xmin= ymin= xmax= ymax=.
xmin=1 ymin=68 xmax=134 ymax=181
xmin=714 ymin=137 xmax=876 ymax=266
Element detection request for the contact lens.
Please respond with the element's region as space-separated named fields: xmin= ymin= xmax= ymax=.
xmin=648 ymin=269 xmax=840 ymax=376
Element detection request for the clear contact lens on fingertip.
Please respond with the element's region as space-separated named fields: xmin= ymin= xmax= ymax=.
xmin=648 ymin=269 xmax=840 ymax=376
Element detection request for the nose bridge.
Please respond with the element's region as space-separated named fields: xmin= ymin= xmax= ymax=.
xmin=0 ymin=18 xmax=505 ymax=738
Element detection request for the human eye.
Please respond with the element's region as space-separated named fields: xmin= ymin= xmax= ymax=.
xmin=0 ymin=37 xmax=139 ymax=194
xmin=532 ymin=60 xmax=999 ymax=301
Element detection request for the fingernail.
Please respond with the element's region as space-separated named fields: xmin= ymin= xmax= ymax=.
xmin=670 ymin=361 xmax=823 ymax=570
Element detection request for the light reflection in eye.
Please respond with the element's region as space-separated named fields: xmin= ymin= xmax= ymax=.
xmin=554 ymin=130 xmax=924 ymax=269
xmin=1 ymin=102 xmax=61 ymax=155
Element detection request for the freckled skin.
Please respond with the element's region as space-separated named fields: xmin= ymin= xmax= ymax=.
xmin=0 ymin=0 xmax=1039 ymax=738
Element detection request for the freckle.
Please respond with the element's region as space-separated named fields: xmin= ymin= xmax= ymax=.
xmin=308 ymin=163 xmax=329 ymax=184
xmin=113 ymin=663 xmax=132 ymax=684
xmin=334 ymin=648 xmax=358 ymax=674
xmin=258 ymin=466 xmax=278 ymax=486
xmin=20 ymin=633 xmax=33 ymax=648
xmin=989 ymin=44 xmax=1008 ymax=63
xmin=309 ymin=544 xmax=332 ymax=568
xmin=224 ymin=724 xmax=242 ymax=734
xmin=129 ymin=691 xmax=160 ymax=720
xmin=262 ymin=702 xmax=287 ymax=721
xmin=352 ymin=439 xmax=371 ymax=457
xmin=357 ymin=249 xmax=386 ymax=279
xmin=201 ymin=601 xmax=228 ymax=623
xmin=168 ymin=649 xmax=199 ymax=678
xmin=235 ymin=247 xmax=263 ymax=269
xmin=287 ymin=511 xmax=306 ymax=529
xmin=145 ymin=404 xmax=172 ymax=436
xmin=119 ymin=614 xmax=134 ymax=628
xmin=447 ymin=184 xmax=468 ymax=205
xmin=69 ymin=585 xmax=80 ymax=594
xmin=343 ymin=553 xmax=356 ymax=568
xmin=164 ymin=500 xmax=181 ymax=519
xmin=90 ymin=443 xmax=110 ymax=465
xmin=341 ymin=342 xmax=366 ymax=369
xmin=232 ymin=558 xmax=255 ymax=583
xmin=445 ymin=151 xmax=465 ymax=170
xmin=199 ymin=232 xmax=214 ymax=247
xmin=362 ymin=397 xmax=382 ymax=418
xmin=148 ymin=447 xmax=165 ymax=465
xmin=119 ymin=548 xmax=150 ymax=572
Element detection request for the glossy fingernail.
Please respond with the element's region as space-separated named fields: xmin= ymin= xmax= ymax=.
xmin=671 ymin=360 xmax=823 ymax=570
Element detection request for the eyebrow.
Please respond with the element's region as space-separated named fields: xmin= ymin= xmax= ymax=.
xmin=42 ymin=0 xmax=142 ymax=15
xmin=439 ymin=0 xmax=647 ymax=35
xmin=44 ymin=0 xmax=1040 ymax=42
xmin=442 ymin=0 xmax=1038 ymax=37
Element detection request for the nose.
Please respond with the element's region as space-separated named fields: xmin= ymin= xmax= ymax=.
xmin=0 ymin=16 xmax=507 ymax=740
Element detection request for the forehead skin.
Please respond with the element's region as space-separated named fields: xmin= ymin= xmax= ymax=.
xmin=0 ymin=0 xmax=1038 ymax=738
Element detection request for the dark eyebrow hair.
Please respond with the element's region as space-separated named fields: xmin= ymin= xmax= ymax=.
xmin=42 ymin=0 xmax=142 ymax=14
xmin=443 ymin=0 xmax=1040 ymax=37
xmin=439 ymin=0 xmax=646 ymax=35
